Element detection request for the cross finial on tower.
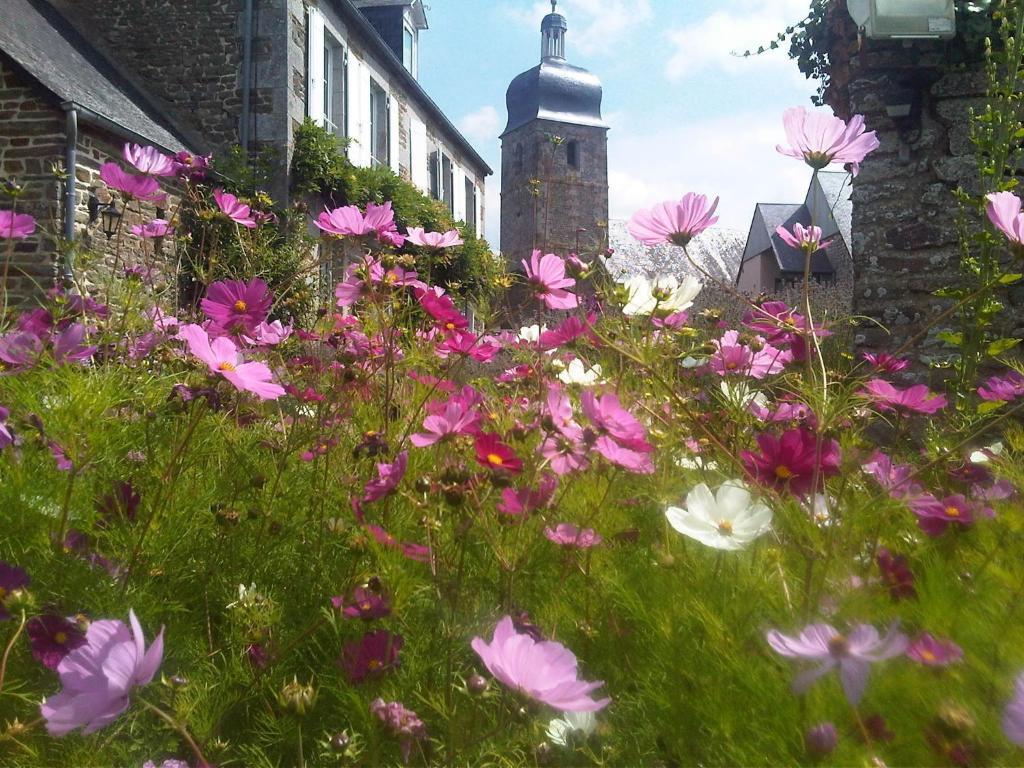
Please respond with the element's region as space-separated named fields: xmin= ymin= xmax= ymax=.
xmin=551 ymin=1 xmax=557 ymax=13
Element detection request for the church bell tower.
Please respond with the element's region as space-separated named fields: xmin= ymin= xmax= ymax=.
xmin=500 ymin=1 xmax=609 ymax=268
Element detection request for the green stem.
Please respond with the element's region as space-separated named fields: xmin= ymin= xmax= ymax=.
xmin=0 ymin=610 xmax=27 ymax=693
xmin=139 ymin=698 xmax=208 ymax=767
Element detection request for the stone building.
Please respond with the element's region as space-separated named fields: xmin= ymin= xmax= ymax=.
xmin=0 ymin=0 xmax=195 ymax=298
xmin=2 ymin=0 xmax=491 ymax=299
xmin=500 ymin=1 xmax=609 ymax=268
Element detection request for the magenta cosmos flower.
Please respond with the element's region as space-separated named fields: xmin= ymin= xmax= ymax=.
xmin=627 ymin=192 xmax=719 ymax=247
xmin=710 ymin=330 xmax=791 ymax=379
xmin=362 ymin=451 xmax=408 ymax=504
xmin=986 ymin=191 xmax=1024 ymax=247
xmin=41 ymin=609 xmax=164 ymax=736
xmin=777 ymin=107 xmax=880 ymax=175
xmin=99 ymin=162 xmax=166 ymax=204
xmin=122 ymin=143 xmax=175 ymax=176
xmin=405 ymin=226 xmax=463 ymax=249
xmin=0 ymin=209 xmax=36 ymax=239
xmin=0 ymin=561 xmax=30 ymax=620
xmin=339 ymin=629 xmax=403 ymax=683
xmin=522 ymin=250 xmax=578 ymax=310
xmin=475 ymin=433 xmax=523 ymax=474
xmin=863 ymin=379 xmax=947 ymax=414
xmin=200 ymin=277 xmax=272 ymax=335
xmin=371 ymin=698 xmax=427 ymax=764
xmin=315 ymin=202 xmax=403 ymax=245
xmin=27 ymin=614 xmax=87 ymax=670
xmin=580 ymin=389 xmax=655 ymax=474
xmin=333 ymin=584 xmax=391 ymax=620
xmin=766 ymin=622 xmax=908 ymax=704
xmin=498 ymin=475 xmax=558 ymax=519
xmin=409 ymin=386 xmax=482 ymax=446
xmin=908 ymin=493 xmax=977 ymax=537
xmin=212 ymin=188 xmax=257 ymax=228
xmin=742 ymin=428 xmax=840 ymax=497
xmin=177 ymin=324 xmax=285 ymax=400
xmin=978 ymin=370 xmax=1024 ymax=402
xmin=471 ymin=615 xmax=611 ymax=711
xmin=906 ymin=633 xmax=962 ymax=667
xmin=544 ymin=523 xmax=603 ymax=549
xmin=417 ymin=288 xmax=470 ymax=331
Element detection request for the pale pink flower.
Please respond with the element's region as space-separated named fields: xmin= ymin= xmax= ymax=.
xmin=777 ymin=107 xmax=880 ymax=176
xmin=709 ymin=330 xmax=791 ymax=379
xmin=100 ymin=162 xmax=166 ymax=204
xmin=315 ymin=202 xmax=403 ymax=245
xmin=471 ymin=616 xmax=611 ymax=711
xmin=0 ymin=209 xmax=36 ymax=239
xmin=177 ymin=323 xmax=284 ymax=400
xmin=131 ymin=219 xmax=174 ymax=239
xmin=862 ymin=379 xmax=947 ymax=414
xmin=627 ymin=193 xmax=719 ymax=247
xmin=544 ymin=523 xmax=603 ymax=549
xmin=122 ymin=143 xmax=175 ymax=176
xmin=405 ymin=227 xmax=463 ymax=249
xmin=212 ymin=189 xmax=257 ymax=228
xmin=409 ymin=386 xmax=482 ymax=447
xmin=776 ymin=223 xmax=830 ymax=253
xmin=522 ymin=250 xmax=578 ymax=310
xmin=986 ymin=191 xmax=1024 ymax=246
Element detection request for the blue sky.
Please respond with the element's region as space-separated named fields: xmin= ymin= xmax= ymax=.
xmin=418 ymin=0 xmax=821 ymax=248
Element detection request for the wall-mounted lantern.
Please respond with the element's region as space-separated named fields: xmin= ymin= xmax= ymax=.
xmin=847 ymin=0 xmax=956 ymax=40
xmin=100 ymin=201 xmax=122 ymax=240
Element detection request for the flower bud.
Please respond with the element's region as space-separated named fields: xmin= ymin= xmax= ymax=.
xmin=278 ymin=676 xmax=317 ymax=716
xmin=330 ymin=731 xmax=351 ymax=752
xmin=805 ymin=722 xmax=838 ymax=757
xmin=467 ymin=674 xmax=488 ymax=695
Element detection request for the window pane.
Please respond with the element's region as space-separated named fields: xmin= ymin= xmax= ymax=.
xmin=403 ymin=28 xmax=414 ymax=72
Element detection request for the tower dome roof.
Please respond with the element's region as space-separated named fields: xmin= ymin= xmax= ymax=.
xmin=502 ymin=3 xmax=607 ymax=136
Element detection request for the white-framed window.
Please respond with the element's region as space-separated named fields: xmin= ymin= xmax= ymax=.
xmin=307 ymin=10 xmax=346 ymax=138
xmin=402 ymin=23 xmax=417 ymax=77
xmin=464 ymin=177 xmax=477 ymax=233
xmin=369 ymin=80 xmax=389 ymax=167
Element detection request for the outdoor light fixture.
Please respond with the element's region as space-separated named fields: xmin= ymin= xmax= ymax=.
xmin=100 ymin=200 xmax=122 ymax=240
xmin=885 ymin=88 xmax=923 ymax=133
xmin=847 ymin=0 xmax=956 ymax=40
xmin=575 ymin=227 xmax=587 ymax=254
xmin=87 ymin=188 xmax=101 ymax=224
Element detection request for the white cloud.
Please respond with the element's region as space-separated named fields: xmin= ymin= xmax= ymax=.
xmin=507 ymin=0 xmax=653 ymax=56
xmin=664 ymin=0 xmax=811 ymax=84
xmin=607 ymin=111 xmax=813 ymax=233
xmin=457 ymin=105 xmax=501 ymax=145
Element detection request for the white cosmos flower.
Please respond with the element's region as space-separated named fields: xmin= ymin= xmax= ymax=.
xmin=547 ymin=710 xmax=597 ymax=747
xmin=969 ymin=441 xmax=1004 ymax=464
xmin=676 ymin=453 xmax=718 ymax=471
xmin=554 ymin=358 xmax=603 ymax=385
xmin=719 ymin=380 xmax=768 ymax=409
xmin=665 ymin=479 xmax=772 ymax=551
xmin=621 ymin=274 xmax=701 ymax=316
xmin=518 ymin=324 xmax=547 ymax=343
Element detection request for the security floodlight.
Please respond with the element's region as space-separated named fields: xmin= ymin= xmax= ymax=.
xmin=848 ymin=0 xmax=956 ymax=40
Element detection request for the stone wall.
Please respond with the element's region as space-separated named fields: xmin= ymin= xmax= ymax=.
xmin=825 ymin=8 xmax=1021 ymax=361
xmin=1 ymin=56 xmax=180 ymax=304
xmin=500 ymin=119 xmax=609 ymax=268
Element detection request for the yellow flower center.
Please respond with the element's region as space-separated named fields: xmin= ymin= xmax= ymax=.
xmin=218 ymin=361 xmax=237 ymax=372
xmin=445 ymin=321 xmax=456 ymax=331
xmin=920 ymin=649 xmax=936 ymax=662
xmin=827 ymin=635 xmax=849 ymax=656
xmin=384 ymin=273 xmax=398 ymax=284
xmin=0 ymin=587 xmax=6 ymax=600
xmin=775 ymin=465 xmax=793 ymax=480
xmin=726 ymin=362 xmax=738 ymax=370
xmin=233 ymin=300 xmax=247 ymax=312
xmin=359 ymin=600 xmax=373 ymax=611
xmin=368 ymin=659 xmax=382 ymax=671
xmin=487 ymin=453 xmax=505 ymax=466
xmin=945 ymin=506 xmax=960 ymax=517
xmin=717 ymin=520 xmax=733 ymax=536
xmin=54 ymin=631 xmax=68 ymax=644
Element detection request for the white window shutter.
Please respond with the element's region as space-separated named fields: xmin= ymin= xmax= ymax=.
xmin=410 ymin=118 xmax=427 ymax=191
xmin=388 ymin=94 xmax=399 ymax=171
xmin=452 ymin=164 xmax=465 ymax=222
xmin=307 ymin=9 xmax=325 ymax=126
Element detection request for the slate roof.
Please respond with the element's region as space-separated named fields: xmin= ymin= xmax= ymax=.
xmin=606 ymin=220 xmax=745 ymax=284
xmin=0 ymin=0 xmax=192 ymax=153
xmin=815 ymin=170 xmax=853 ymax=251
xmin=753 ymin=203 xmax=834 ymax=274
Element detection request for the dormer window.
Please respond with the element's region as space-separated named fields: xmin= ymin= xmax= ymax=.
xmin=566 ymin=140 xmax=580 ymax=170
xmin=403 ymin=23 xmax=417 ymax=77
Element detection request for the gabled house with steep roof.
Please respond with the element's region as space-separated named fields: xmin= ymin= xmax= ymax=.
xmin=735 ymin=170 xmax=853 ymax=295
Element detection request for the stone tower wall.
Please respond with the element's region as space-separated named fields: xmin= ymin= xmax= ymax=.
xmin=500 ymin=119 xmax=608 ymax=269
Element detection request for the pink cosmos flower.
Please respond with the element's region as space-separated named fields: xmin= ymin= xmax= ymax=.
xmin=417 ymin=288 xmax=470 ymax=331
xmin=315 ymin=202 xmax=403 ymax=245
xmin=409 ymin=386 xmax=483 ymax=447
xmin=908 ymin=493 xmax=977 ymax=537
xmin=52 ymin=323 xmax=97 ymax=364
xmin=743 ymin=301 xmax=829 ymax=347
xmin=544 ymin=523 xmax=603 ymax=549
xmin=862 ymin=351 xmax=911 ymax=374
xmin=244 ymin=320 xmax=292 ymax=347
xmin=537 ymin=313 xmax=597 ymax=351
xmin=201 ymin=277 xmax=272 ymax=335
xmin=435 ymin=330 xmax=500 ymax=362
xmin=0 ymin=405 xmax=12 ymax=450
xmin=776 ymin=107 xmax=880 ymax=176
xmin=405 ymin=227 xmax=463 ymax=249
xmin=475 ymin=433 xmax=523 ymax=474
xmin=978 ymin=370 xmax=1024 ymax=402
xmin=709 ymin=330 xmax=791 ymax=379
xmin=776 ymin=223 xmax=831 ymax=253
xmin=862 ymin=379 xmax=947 ymax=414
xmin=339 ymin=629 xmax=403 ymax=684
xmin=41 ymin=610 xmax=164 ymax=736
xmin=335 ymin=257 xmax=425 ymax=307
xmin=522 ymin=250 xmax=578 ymax=310
xmin=122 ymin=143 xmax=175 ymax=176
xmin=131 ymin=219 xmax=174 ymax=239
xmin=100 ymin=162 xmax=166 ymax=204
xmin=362 ymin=452 xmax=408 ymax=504
xmin=742 ymin=428 xmax=841 ymax=497
xmin=906 ymin=633 xmax=962 ymax=667
xmin=580 ymin=390 xmax=655 ymax=474
xmin=766 ymin=622 xmax=908 ymax=704
xmin=27 ymin=614 xmax=87 ymax=670
xmin=497 ymin=475 xmax=557 ymax=518
xmin=877 ymin=547 xmax=916 ymax=601
xmin=212 ymin=188 xmax=257 ymax=228
xmin=471 ymin=615 xmax=611 ymax=711
xmin=172 ymin=151 xmax=211 ymax=181
xmin=177 ymin=323 xmax=285 ymax=400
xmin=862 ymin=451 xmax=923 ymax=500
xmin=1004 ymin=673 xmax=1024 ymax=746
xmin=371 ymin=698 xmax=427 ymax=764
xmin=627 ymin=193 xmax=719 ymax=247
xmin=0 ymin=209 xmax=36 ymax=239
xmin=986 ymin=191 xmax=1024 ymax=246
xmin=540 ymin=385 xmax=590 ymax=475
